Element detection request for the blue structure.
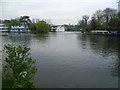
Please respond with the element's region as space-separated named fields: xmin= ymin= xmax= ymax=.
xmin=109 ymin=31 xmax=120 ymax=36
xmin=91 ymin=30 xmax=120 ymax=36
xmin=11 ymin=25 xmax=30 ymax=32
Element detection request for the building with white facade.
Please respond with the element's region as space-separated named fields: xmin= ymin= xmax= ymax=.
xmin=51 ymin=25 xmax=65 ymax=32
xmin=0 ymin=24 xmax=8 ymax=32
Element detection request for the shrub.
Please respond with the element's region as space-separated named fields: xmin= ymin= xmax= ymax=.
xmin=35 ymin=21 xmax=51 ymax=33
xmin=2 ymin=44 xmax=37 ymax=88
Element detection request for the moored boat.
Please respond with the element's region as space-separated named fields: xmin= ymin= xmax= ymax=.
xmin=91 ymin=30 xmax=120 ymax=36
xmin=109 ymin=31 xmax=120 ymax=36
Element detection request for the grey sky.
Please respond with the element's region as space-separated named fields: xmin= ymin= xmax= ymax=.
xmin=0 ymin=0 xmax=117 ymax=25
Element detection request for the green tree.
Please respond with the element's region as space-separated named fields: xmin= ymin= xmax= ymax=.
xmin=10 ymin=19 xmax=20 ymax=26
xmin=91 ymin=10 xmax=106 ymax=30
xmin=3 ymin=19 xmax=20 ymax=30
xmin=35 ymin=20 xmax=51 ymax=33
xmin=82 ymin=15 xmax=89 ymax=25
xmin=3 ymin=44 xmax=37 ymax=88
xmin=78 ymin=20 xmax=85 ymax=28
xmin=90 ymin=17 xmax=106 ymax=30
xmin=90 ymin=17 xmax=99 ymax=30
xmin=29 ymin=23 xmax=36 ymax=31
xmin=92 ymin=10 xmax=104 ymax=24
xmin=103 ymin=8 xmax=117 ymax=30
xmin=108 ymin=14 xmax=118 ymax=31
xmin=89 ymin=8 xmax=117 ymax=31
xmin=78 ymin=15 xmax=90 ymax=33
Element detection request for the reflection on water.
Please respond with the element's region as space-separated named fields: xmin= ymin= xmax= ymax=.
xmin=78 ymin=35 xmax=120 ymax=76
xmin=2 ymin=33 xmax=32 ymax=46
xmin=2 ymin=32 xmax=120 ymax=88
xmin=33 ymin=33 xmax=49 ymax=43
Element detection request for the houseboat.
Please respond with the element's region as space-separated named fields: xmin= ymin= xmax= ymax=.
xmin=91 ymin=30 xmax=120 ymax=36
xmin=109 ymin=31 xmax=120 ymax=36
xmin=91 ymin=30 xmax=109 ymax=35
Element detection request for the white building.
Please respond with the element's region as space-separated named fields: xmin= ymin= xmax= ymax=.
xmin=0 ymin=24 xmax=8 ymax=32
xmin=51 ymin=25 xmax=65 ymax=32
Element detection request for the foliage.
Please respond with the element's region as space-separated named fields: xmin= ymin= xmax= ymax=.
xmin=77 ymin=8 xmax=120 ymax=32
xmin=29 ymin=23 xmax=36 ymax=31
xmin=90 ymin=17 xmax=106 ymax=30
xmin=103 ymin=8 xmax=117 ymax=30
xmin=82 ymin=15 xmax=89 ymax=25
xmin=10 ymin=19 xmax=21 ymax=26
xmin=2 ymin=44 xmax=37 ymax=88
xmin=65 ymin=25 xmax=79 ymax=31
xmin=78 ymin=15 xmax=90 ymax=33
xmin=3 ymin=19 xmax=20 ymax=30
xmin=35 ymin=20 xmax=51 ymax=33
xmin=108 ymin=14 xmax=119 ymax=31
xmin=103 ymin=8 xmax=116 ymax=23
xmin=78 ymin=20 xmax=85 ymax=28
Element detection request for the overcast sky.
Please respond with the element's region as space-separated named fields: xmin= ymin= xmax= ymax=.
xmin=0 ymin=0 xmax=118 ymax=25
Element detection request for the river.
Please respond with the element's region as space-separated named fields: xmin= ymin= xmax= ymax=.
xmin=1 ymin=32 xmax=120 ymax=88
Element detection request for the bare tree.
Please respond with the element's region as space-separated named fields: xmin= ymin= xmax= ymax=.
xmin=82 ymin=15 xmax=89 ymax=25
xmin=92 ymin=10 xmax=104 ymax=24
xmin=103 ymin=8 xmax=117 ymax=28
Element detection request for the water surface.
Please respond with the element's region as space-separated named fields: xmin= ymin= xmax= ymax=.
xmin=2 ymin=32 xmax=120 ymax=88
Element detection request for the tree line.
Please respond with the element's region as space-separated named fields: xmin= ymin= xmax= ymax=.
xmin=78 ymin=8 xmax=120 ymax=32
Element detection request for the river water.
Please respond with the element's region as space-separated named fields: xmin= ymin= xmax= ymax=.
xmin=2 ymin=32 xmax=120 ymax=88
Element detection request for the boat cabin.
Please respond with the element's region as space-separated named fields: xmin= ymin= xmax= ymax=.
xmin=91 ymin=30 xmax=109 ymax=34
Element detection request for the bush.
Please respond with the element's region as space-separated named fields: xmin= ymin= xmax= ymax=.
xmin=35 ymin=21 xmax=51 ymax=33
xmin=2 ymin=44 xmax=37 ymax=88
